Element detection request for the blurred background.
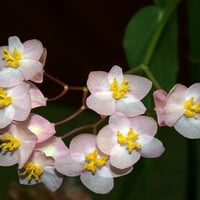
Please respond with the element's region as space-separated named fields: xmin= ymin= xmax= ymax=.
xmin=1 ymin=0 xmax=200 ymax=200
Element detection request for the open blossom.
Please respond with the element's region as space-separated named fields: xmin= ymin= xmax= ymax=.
xmin=153 ymin=83 xmax=200 ymax=139
xmin=0 ymin=123 xmax=37 ymax=168
xmin=0 ymin=82 xmax=32 ymax=128
xmin=96 ymin=115 xmax=164 ymax=169
xmin=0 ymin=36 xmax=45 ymax=87
xmin=18 ymin=150 xmax=63 ymax=192
xmin=55 ymin=134 xmax=121 ymax=194
xmin=86 ymin=65 xmax=152 ymax=117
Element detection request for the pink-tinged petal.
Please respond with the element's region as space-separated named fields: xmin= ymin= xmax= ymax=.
xmin=0 ymin=106 xmax=14 ymax=128
xmin=110 ymin=165 xmax=133 ymax=177
xmin=164 ymin=104 xmax=184 ymax=127
xmin=22 ymin=39 xmax=43 ymax=60
xmin=138 ymin=135 xmax=154 ymax=146
xmin=20 ymin=59 xmax=43 ymax=80
xmin=97 ymin=164 xmax=114 ymax=178
xmin=41 ymin=166 xmax=63 ymax=192
xmin=140 ymin=138 xmax=165 ymax=158
xmin=86 ymin=94 xmax=115 ymax=115
xmin=0 ymin=67 xmax=24 ymax=87
xmin=87 ymin=71 xmax=109 ymax=93
xmin=28 ymin=82 xmax=47 ymax=108
xmin=80 ymin=172 xmax=113 ymax=194
xmin=129 ymin=116 xmax=157 ymax=136
xmin=186 ymin=83 xmax=200 ymax=101
xmin=21 ymin=113 xmax=55 ymax=143
xmin=167 ymin=84 xmax=187 ymax=105
xmin=31 ymin=70 xmax=44 ymax=83
xmin=115 ymin=98 xmax=146 ymax=117
xmin=8 ymin=36 xmax=24 ymax=52
xmin=107 ymin=65 xmax=124 ymax=83
xmin=55 ymin=152 xmax=83 ymax=176
xmin=9 ymin=84 xmax=31 ymax=121
xmin=36 ymin=137 xmax=69 ymax=159
xmin=97 ymin=126 xmax=116 ymax=155
xmin=153 ymin=89 xmax=167 ymax=126
xmin=125 ymin=74 xmax=152 ymax=99
xmin=70 ymin=134 xmax=96 ymax=155
xmin=110 ymin=145 xmax=140 ymax=169
xmin=174 ymin=116 xmax=200 ymax=139
xmin=109 ymin=115 xmax=130 ymax=132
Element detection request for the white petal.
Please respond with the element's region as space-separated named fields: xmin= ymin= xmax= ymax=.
xmin=175 ymin=116 xmax=200 ymax=139
xmin=108 ymin=65 xmax=124 ymax=83
xmin=186 ymin=83 xmax=200 ymax=101
xmin=80 ymin=172 xmax=113 ymax=194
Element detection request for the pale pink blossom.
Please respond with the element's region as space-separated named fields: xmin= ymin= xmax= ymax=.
xmin=0 ymin=36 xmax=45 ymax=87
xmin=19 ymin=113 xmax=55 ymax=143
xmin=153 ymin=83 xmax=200 ymax=138
xmin=18 ymin=150 xmax=63 ymax=192
xmin=86 ymin=65 xmax=152 ymax=117
xmin=97 ymin=115 xmax=164 ymax=169
xmin=0 ymin=123 xmax=37 ymax=168
xmin=55 ymin=134 xmax=126 ymax=194
xmin=0 ymin=82 xmax=31 ymax=128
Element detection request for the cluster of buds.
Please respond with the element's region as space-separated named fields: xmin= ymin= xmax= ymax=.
xmin=1 ymin=36 xmax=200 ymax=195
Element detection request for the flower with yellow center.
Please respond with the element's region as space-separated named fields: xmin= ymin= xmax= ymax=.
xmin=110 ymin=77 xmax=131 ymax=100
xmin=83 ymin=150 xmax=108 ymax=173
xmin=0 ymin=134 xmax=20 ymax=152
xmin=19 ymin=162 xmax=44 ymax=183
xmin=2 ymin=47 xmax=22 ymax=68
xmin=0 ymin=87 xmax=12 ymax=108
xmin=184 ymin=97 xmax=200 ymax=118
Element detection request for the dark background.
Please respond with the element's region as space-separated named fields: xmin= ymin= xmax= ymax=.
xmin=1 ymin=0 xmax=155 ymax=106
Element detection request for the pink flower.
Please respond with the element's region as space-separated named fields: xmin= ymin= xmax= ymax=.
xmin=0 ymin=36 xmax=45 ymax=87
xmin=0 ymin=123 xmax=37 ymax=168
xmin=0 ymin=82 xmax=31 ymax=128
xmin=19 ymin=113 xmax=56 ymax=143
xmin=18 ymin=150 xmax=63 ymax=192
xmin=153 ymin=83 xmax=200 ymax=139
xmin=86 ymin=65 xmax=152 ymax=117
xmin=96 ymin=115 xmax=164 ymax=169
xmin=55 ymin=134 xmax=118 ymax=194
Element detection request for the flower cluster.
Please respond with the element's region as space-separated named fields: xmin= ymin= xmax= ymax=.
xmin=3 ymin=35 xmax=199 ymax=195
xmin=55 ymin=65 xmax=165 ymax=193
xmin=0 ymin=36 xmax=68 ymax=191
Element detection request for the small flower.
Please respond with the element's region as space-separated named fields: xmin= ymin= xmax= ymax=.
xmin=96 ymin=115 xmax=164 ymax=169
xmin=0 ymin=123 xmax=37 ymax=168
xmin=0 ymin=82 xmax=31 ymax=128
xmin=153 ymin=83 xmax=200 ymax=139
xmin=86 ymin=65 xmax=152 ymax=117
xmin=18 ymin=150 xmax=63 ymax=192
xmin=0 ymin=36 xmax=45 ymax=87
xmin=55 ymin=134 xmax=116 ymax=194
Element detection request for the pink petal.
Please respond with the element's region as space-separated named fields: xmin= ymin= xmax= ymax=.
xmin=126 ymin=74 xmax=152 ymax=99
xmin=107 ymin=65 xmax=124 ymax=83
xmin=80 ymin=172 xmax=113 ymax=194
xmin=9 ymin=36 xmax=24 ymax=52
xmin=0 ymin=106 xmax=14 ymax=128
xmin=110 ymin=145 xmax=140 ymax=169
xmin=140 ymin=138 xmax=165 ymax=158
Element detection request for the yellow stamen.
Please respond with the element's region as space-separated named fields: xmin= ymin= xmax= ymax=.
xmin=117 ymin=128 xmax=141 ymax=153
xmin=0 ymin=88 xmax=12 ymax=108
xmin=184 ymin=97 xmax=200 ymax=118
xmin=19 ymin=162 xmax=43 ymax=182
xmin=2 ymin=47 xmax=22 ymax=68
xmin=0 ymin=134 xmax=20 ymax=152
xmin=110 ymin=77 xmax=131 ymax=99
xmin=83 ymin=150 xmax=108 ymax=173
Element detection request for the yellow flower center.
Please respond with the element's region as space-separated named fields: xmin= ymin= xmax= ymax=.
xmin=0 ymin=134 xmax=20 ymax=152
xmin=19 ymin=162 xmax=43 ymax=182
xmin=117 ymin=128 xmax=141 ymax=153
xmin=0 ymin=88 xmax=12 ymax=108
xmin=184 ymin=97 xmax=200 ymax=118
xmin=110 ymin=77 xmax=131 ymax=99
xmin=2 ymin=47 xmax=22 ymax=68
xmin=83 ymin=150 xmax=108 ymax=173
